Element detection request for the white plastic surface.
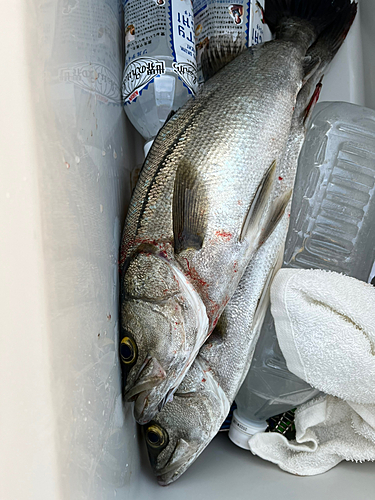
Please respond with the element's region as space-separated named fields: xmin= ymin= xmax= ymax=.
xmin=228 ymin=411 xmax=267 ymax=449
xmin=1 ymin=1 xmax=375 ymax=499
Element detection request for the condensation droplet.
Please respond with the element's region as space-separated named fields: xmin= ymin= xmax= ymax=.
xmin=100 ymin=204 xmax=103 ymax=213
xmin=102 ymin=150 xmax=106 ymax=156
xmin=113 ymin=150 xmax=117 ymax=159
xmin=75 ymin=156 xmax=80 ymax=164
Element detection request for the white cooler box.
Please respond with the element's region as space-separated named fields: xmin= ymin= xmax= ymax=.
xmin=1 ymin=1 xmax=374 ymax=499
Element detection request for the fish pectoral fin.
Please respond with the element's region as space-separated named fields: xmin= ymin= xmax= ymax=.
xmin=173 ymin=160 xmax=208 ymax=254
xmin=260 ymin=189 xmax=292 ymax=246
xmin=239 ymin=159 xmax=277 ymax=244
xmin=302 ymin=55 xmax=321 ymax=85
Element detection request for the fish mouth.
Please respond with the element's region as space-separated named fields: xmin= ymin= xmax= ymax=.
xmin=124 ymin=356 xmax=170 ymax=424
xmin=133 ymin=385 xmax=175 ymax=425
xmin=155 ymin=438 xmax=199 ymax=486
xmin=124 ymin=356 xmax=166 ymax=401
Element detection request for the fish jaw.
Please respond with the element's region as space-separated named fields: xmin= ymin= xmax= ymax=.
xmin=144 ymin=361 xmax=231 ymax=484
xmin=125 ymin=356 xmax=166 ymax=401
xmin=122 ymin=254 xmax=209 ymax=423
xmin=156 ymin=439 xmax=200 ymax=486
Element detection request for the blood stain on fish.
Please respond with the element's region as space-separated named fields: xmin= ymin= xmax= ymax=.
xmin=215 ymin=230 xmax=232 ymax=241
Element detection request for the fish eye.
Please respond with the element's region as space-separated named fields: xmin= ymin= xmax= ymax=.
xmin=120 ymin=336 xmax=137 ymax=365
xmin=146 ymin=423 xmax=168 ymax=449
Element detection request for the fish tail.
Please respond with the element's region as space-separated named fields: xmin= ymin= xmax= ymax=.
xmin=264 ymin=0 xmax=358 ymax=47
xmin=293 ymin=2 xmax=358 ymax=127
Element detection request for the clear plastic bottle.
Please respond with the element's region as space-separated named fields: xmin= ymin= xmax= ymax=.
xmin=193 ymin=0 xmax=268 ymax=85
xmin=229 ymin=102 xmax=375 ymax=448
xmin=122 ymin=0 xmax=198 ymax=155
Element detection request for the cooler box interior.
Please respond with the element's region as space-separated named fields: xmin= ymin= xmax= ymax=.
xmin=1 ymin=1 xmax=374 ymax=499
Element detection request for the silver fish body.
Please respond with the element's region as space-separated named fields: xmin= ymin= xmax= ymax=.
xmin=143 ymin=81 xmax=308 ymax=484
xmin=145 ymin=213 xmax=288 ymax=485
xmin=120 ymin=38 xmax=309 ymax=424
xmin=143 ymin=1 xmax=358 ymax=480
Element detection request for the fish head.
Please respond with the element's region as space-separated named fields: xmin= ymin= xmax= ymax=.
xmin=120 ymin=251 xmax=209 ymax=424
xmin=144 ymin=363 xmax=228 ymax=485
xmin=143 ymin=393 xmax=215 ymax=484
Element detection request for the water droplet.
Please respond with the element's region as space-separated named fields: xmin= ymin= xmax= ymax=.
xmin=100 ymin=204 xmax=103 ymax=213
xmin=65 ymin=162 xmax=70 ymax=169
xmin=102 ymin=150 xmax=106 ymax=156
xmin=84 ymin=417 xmax=87 ymax=422
xmin=88 ymin=400 xmax=91 ymax=405
xmin=126 ymin=464 xmax=128 ymax=467
xmin=113 ymin=150 xmax=117 ymax=159
xmin=75 ymin=156 xmax=80 ymax=164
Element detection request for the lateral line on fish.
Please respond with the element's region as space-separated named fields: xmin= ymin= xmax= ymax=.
xmin=134 ymin=91 xmax=218 ymax=239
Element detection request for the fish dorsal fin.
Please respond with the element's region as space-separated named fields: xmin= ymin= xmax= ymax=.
xmin=240 ymin=160 xmax=277 ymax=243
xmin=173 ymin=160 xmax=208 ymax=254
xmin=201 ymin=33 xmax=246 ymax=82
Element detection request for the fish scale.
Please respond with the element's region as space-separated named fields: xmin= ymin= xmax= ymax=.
xmin=119 ymin=40 xmax=310 ymax=425
xmin=144 ymin=0 xmax=358 ymax=483
xmin=119 ymin=0 xmax=357 ymax=425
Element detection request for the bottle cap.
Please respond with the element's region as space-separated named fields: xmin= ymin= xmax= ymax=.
xmin=228 ymin=410 xmax=268 ymax=450
xmin=144 ymin=139 xmax=154 ymax=158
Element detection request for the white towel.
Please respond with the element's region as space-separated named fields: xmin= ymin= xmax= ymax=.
xmin=248 ymin=269 xmax=375 ymax=475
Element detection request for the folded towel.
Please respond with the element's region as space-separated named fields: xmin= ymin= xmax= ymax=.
xmin=249 ymin=395 xmax=375 ymax=475
xmin=248 ymin=269 xmax=375 ymax=474
xmin=270 ymin=269 xmax=375 ymax=404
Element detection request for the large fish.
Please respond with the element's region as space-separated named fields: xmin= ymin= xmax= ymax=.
xmin=119 ymin=0 xmax=357 ymax=424
xmin=142 ymin=5 xmax=358 ymax=484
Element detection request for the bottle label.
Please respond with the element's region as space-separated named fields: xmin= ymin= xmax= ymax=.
xmin=123 ymin=58 xmax=166 ymax=103
xmin=169 ymin=2 xmax=198 ymax=91
xmin=193 ymin=1 xmax=267 ymax=85
xmin=250 ymin=0 xmax=265 ymax=45
xmin=123 ymin=0 xmax=197 ymax=104
xmin=232 ymin=413 xmax=249 ymax=433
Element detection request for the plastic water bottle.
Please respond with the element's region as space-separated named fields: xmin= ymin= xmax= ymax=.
xmin=193 ymin=1 xmax=269 ymax=85
xmin=122 ymin=0 xmax=198 ymax=156
xmin=193 ymin=0 xmax=272 ymax=85
xmin=229 ymin=102 xmax=375 ymax=448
